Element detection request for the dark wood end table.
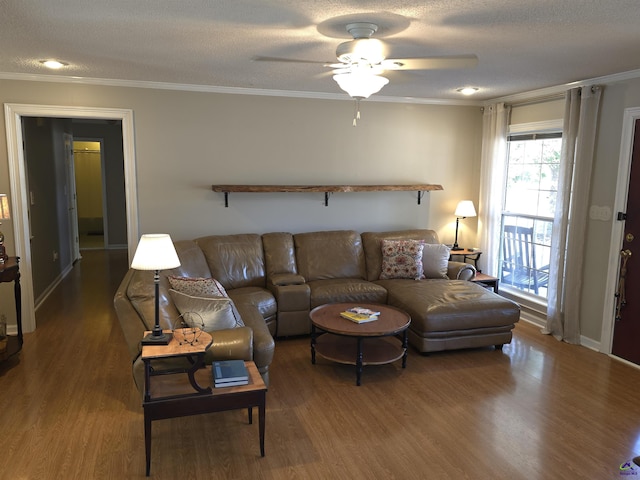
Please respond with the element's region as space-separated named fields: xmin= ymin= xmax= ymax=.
xmin=471 ymin=272 xmax=499 ymax=293
xmin=0 ymin=257 xmax=22 ymax=362
xmin=310 ymin=303 xmax=411 ymax=386
xmin=142 ymin=330 xmax=267 ymax=476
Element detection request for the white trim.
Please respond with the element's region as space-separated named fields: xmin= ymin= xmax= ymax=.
xmin=3 ymin=103 xmax=138 ymax=333
xmin=486 ymin=68 xmax=640 ymax=106
xmin=2 ymin=65 xmax=640 ymax=108
xmin=600 ymin=107 xmax=640 ymax=354
xmin=0 ymin=71 xmax=479 ymax=107
xmin=3 ymin=66 xmax=640 ymax=108
xmin=609 ymin=354 xmax=640 ymax=372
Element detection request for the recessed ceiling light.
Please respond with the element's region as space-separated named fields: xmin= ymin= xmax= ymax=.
xmin=457 ymin=87 xmax=479 ymax=96
xmin=40 ymin=60 xmax=68 ymax=69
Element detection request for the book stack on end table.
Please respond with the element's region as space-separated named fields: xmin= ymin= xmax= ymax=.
xmin=213 ymin=359 xmax=249 ymax=387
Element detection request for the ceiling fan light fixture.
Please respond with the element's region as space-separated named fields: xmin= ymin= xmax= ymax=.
xmin=336 ymin=38 xmax=386 ymax=65
xmin=333 ymin=71 xmax=389 ymax=99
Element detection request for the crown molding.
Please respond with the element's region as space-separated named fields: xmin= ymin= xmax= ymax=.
xmin=3 ymin=67 xmax=640 ymax=108
xmin=0 ymin=71 xmax=481 ymax=107
xmin=485 ymin=68 xmax=640 ymax=106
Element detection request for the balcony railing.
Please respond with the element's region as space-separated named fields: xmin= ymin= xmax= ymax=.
xmin=500 ymin=214 xmax=552 ymax=299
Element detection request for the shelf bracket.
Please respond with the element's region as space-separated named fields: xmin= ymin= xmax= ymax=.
xmin=224 ymin=192 xmax=229 ymax=208
xmin=324 ymin=192 xmax=330 ymax=206
xmin=417 ymin=191 xmax=424 ymax=205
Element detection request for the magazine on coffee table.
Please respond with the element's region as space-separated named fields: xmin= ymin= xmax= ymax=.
xmin=340 ymin=307 xmax=380 ymax=323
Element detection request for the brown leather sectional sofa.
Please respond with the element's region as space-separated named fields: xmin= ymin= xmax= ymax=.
xmin=114 ymin=229 xmax=520 ymax=391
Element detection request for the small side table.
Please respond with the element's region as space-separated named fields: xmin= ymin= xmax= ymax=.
xmin=0 ymin=257 xmax=22 ymax=361
xmin=471 ymin=273 xmax=499 ymax=293
xmin=142 ymin=330 xmax=266 ymax=476
xmin=449 ymin=248 xmax=482 ymax=271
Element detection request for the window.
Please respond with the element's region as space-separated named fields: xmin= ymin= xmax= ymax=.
xmin=500 ymin=130 xmax=562 ymax=299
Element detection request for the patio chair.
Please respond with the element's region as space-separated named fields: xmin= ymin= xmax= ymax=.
xmin=501 ymin=225 xmax=550 ymax=295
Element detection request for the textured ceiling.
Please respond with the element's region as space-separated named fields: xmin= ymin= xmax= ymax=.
xmin=2 ymin=0 xmax=640 ymax=101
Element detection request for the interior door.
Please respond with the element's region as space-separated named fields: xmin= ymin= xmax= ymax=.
xmin=612 ymin=120 xmax=640 ymax=364
xmin=64 ymin=133 xmax=81 ymax=263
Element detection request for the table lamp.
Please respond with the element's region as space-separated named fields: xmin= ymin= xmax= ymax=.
xmin=0 ymin=194 xmax=10 ymax=264
xmin=452 ymin=200 xmax=477 ymax=251
xmin=131 ymin=234 xmax=181 ymax=345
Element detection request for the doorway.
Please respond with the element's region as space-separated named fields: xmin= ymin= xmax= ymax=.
xmin=4 ymin=103 xmax=138 ymax=334
xmin=73 ymin=140 xmax=106 ymax=250
xmin=611 ymin=119 xmax=640 ymax=364
xmin=602 ymin=106 xmax=640 ymax=365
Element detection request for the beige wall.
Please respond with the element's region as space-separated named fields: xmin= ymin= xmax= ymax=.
xmin=0 ymin=79 xmax=482 ymax=326
xmin=0 ymin=80 xmax=482 ymax=246
xmin=582 ymin=77 xmax=640 ymax=342
xmin=4 ymin=75 xmax=639 ymax=345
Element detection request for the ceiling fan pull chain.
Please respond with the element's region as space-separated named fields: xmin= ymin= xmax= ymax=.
xmin=353 ymin=98 xmax=361 ymax=127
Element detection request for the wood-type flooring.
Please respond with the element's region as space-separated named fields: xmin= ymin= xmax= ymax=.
xmin=1 ymin=249 xmax=639 ymax=479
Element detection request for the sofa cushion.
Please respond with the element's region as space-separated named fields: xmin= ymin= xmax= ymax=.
xmin=361 ymin=229 xmax=440 ymax=281
xmin=196 ymin=234 xmax=266 ymax=290
xmin=377 ymin=279 xmax=520 ymax=333
xmin=169 ymin=289 xmax=244 ymax=331
xmin=171 ymin=240 xmax=213 ymax=278
xmin=422 ymin=244 xmax=451 ymax=279
xmin=262 ymin=232 xmax=298 ymax=277
xmin=307 ymin=279 xmax=387 ymax=308
xmin=167 ymin=275 xmax=229 ymax=297
xmin=227 ymin=287 xmax=278 ymax=319
xmin=294 ymin=230 xmax=366 ymax=281
xmin=380 ymin=239 xmax=425 ymax=280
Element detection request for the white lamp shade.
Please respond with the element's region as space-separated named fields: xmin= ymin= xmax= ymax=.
xmin=455 ymin=200 xmax=477 ymax=218
xmin=131 ymin=234 xmax=181 ymax=271
xmin=333 ymin=72 xmax=389 ymax=99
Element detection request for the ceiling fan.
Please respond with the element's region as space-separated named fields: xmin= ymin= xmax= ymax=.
xmin=255 ymin=22 xmax=477 ymax=124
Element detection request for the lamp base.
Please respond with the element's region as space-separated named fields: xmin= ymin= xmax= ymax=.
xmin=141 ymin=330 xmax=171 ymax=346
xmin=451 ymin=246 xmax=464 ymax=251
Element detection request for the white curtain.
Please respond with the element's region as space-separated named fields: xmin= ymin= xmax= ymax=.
xmin=544 ymin=86 xmax=603 ymax=343
xmin=478 ymin=103 xmax=511 ymax=276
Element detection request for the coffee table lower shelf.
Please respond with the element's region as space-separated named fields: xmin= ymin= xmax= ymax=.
xmin=314 ymin=334 xmax=405 ymax=365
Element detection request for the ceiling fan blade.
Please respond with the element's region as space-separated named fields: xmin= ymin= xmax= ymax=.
xmin=382 ymin=55 xmax=478 ymax=71
xmin=252 ymin=56 xmax=333 ymax=65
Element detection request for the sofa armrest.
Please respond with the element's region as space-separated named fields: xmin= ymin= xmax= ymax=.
xmin=234 ymin=302 xmax=275 ymax=385
xmin=269 ymin=273 xmax=306 ymax=286
xmin=447 ymin=261 xmax=476 ymax=281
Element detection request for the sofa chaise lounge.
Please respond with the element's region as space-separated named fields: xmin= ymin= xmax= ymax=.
xmin=114 ymin=229 xmax=520 ymax=391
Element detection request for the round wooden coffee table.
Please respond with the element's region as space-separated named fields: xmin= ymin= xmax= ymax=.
xmin=310 ymin=303 xmax=411 ymax=385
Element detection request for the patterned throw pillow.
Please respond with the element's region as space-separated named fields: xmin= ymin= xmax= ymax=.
xmin=167 ymin=276 xmax=228 ymax=297
xmin=169 ymin=289 xmax=244 ymax=331
xmin=379 ymin=239 xmax=425 ymax=280
xmin=422 ymin=243 xmax=451 ymax=279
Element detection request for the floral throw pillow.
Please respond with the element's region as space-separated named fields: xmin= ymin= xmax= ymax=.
xmin=380 ymin=239 xmax=425 ymax=280
xmin=167 ymin=275 xmax=228 ymax=297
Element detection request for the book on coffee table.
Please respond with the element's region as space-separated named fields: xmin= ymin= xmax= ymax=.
xmin=340 ymin=307 xmax=380 ymax=323
xmin=213 ymin=359 xmax=249 ymax=387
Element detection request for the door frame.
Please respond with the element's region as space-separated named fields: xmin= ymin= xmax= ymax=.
xmin=601 ymin=106 xmax=640 ymax=355
xmin=3 ymin=103 xmax=138 ymax=334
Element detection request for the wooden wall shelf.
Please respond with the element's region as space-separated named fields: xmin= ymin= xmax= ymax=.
xmin=211 ymin=184 xmax=443 ymax=207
